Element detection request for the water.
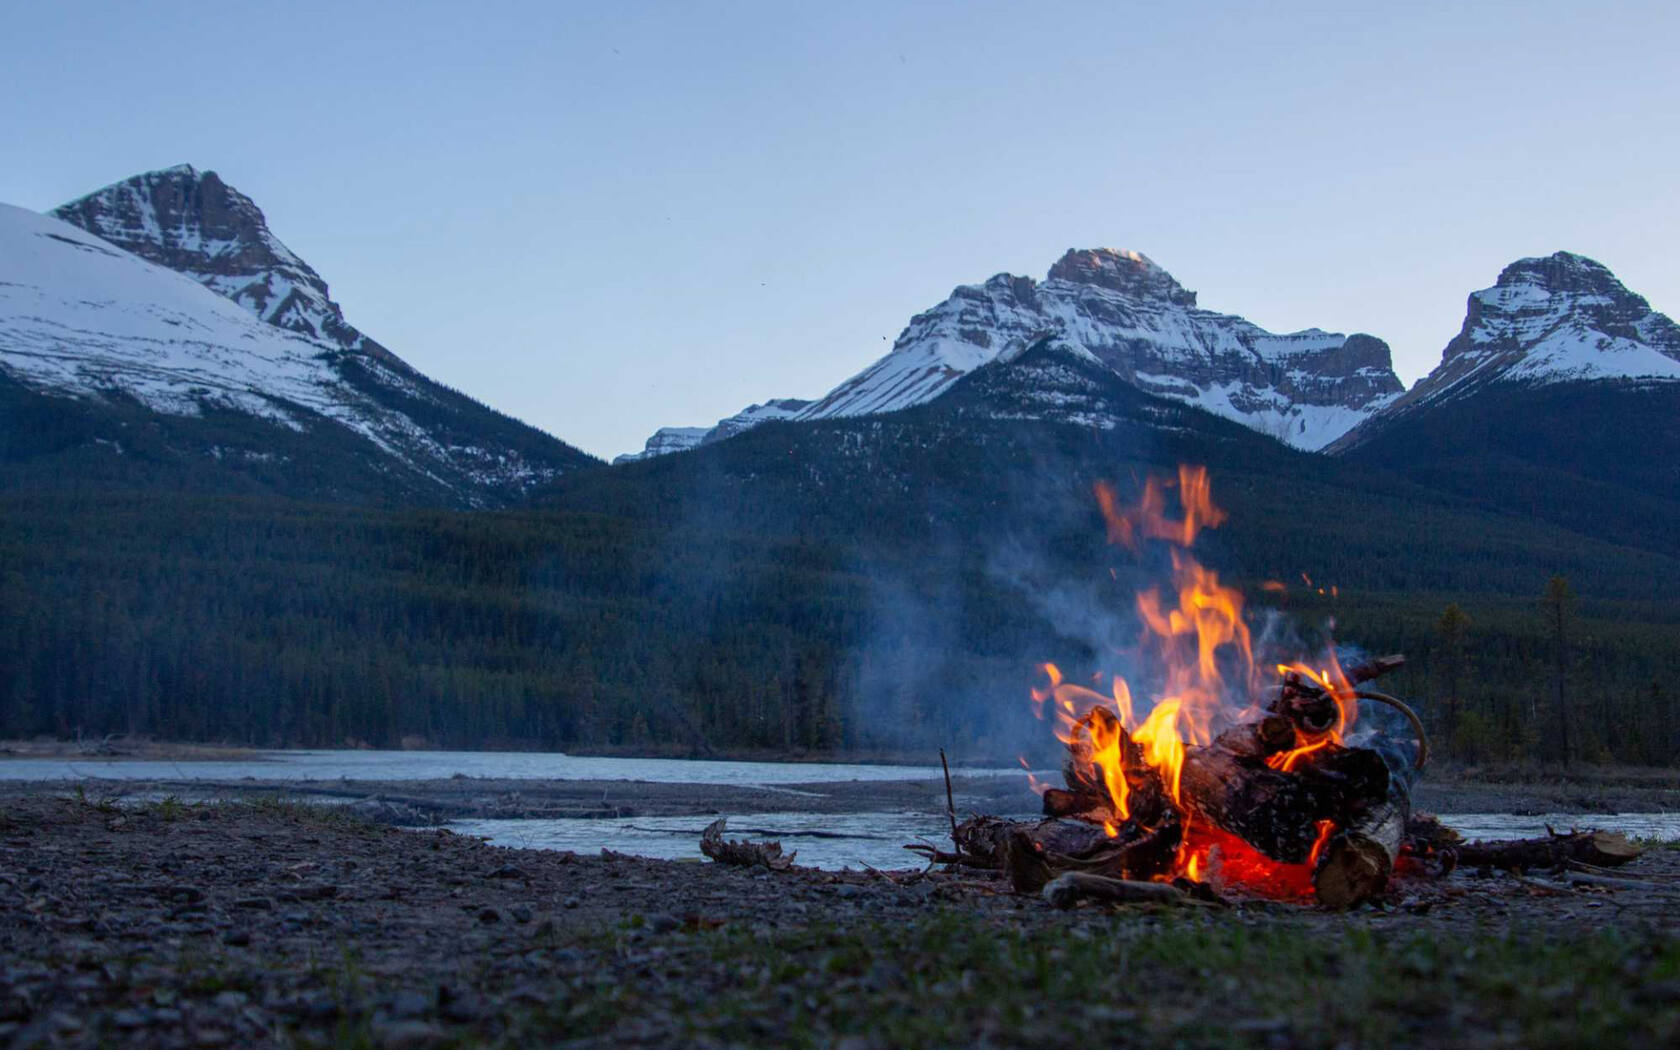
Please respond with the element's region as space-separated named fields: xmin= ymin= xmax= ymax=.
xmin=453 ymin=809 xmax=1680 ymax=871
xmin=453 ymin=811 xmax=967 ymax=872
xmin=0 ymin=749 xmax=1012 ymax=786
xmin=1437 ymin=812 xmax=1680 ymax=843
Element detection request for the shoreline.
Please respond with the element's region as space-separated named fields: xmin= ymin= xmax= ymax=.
xmin=2 ymin=794 xmax=1678 ymax=1047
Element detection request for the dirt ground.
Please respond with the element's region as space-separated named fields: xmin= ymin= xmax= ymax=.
xmin=2 ymin=795 xmax=1679 ymax=1048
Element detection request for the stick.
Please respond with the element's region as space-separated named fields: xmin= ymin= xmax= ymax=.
xmin=1042 ymin=872 xmax=1191 ymax=909
xmin=1562 ymin=871 xmax=1679 ymax=894
xmin=940 ymin=748 xmax=958 ymax=847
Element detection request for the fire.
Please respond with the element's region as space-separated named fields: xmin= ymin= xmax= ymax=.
xmin=1028 ymin=465 xmax=1356 ymax=896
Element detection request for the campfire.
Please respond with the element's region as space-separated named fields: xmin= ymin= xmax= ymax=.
xmin=700 ymin=464 xmax=1644 ymax=907
xmin=901 ymin=466 xmax=1633 ymax=908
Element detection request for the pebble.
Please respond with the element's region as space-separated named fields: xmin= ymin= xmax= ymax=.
xmin=222 ymin=930 xmax=251 ymax=946
xmin=477 ymin=907 xmax=500 ymax=924
xmin=511 ymin=905 xmax=534 ymax=923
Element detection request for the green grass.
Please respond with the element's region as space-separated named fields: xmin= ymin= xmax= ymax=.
xmin=495 ymin=910 xmax=1680 ymax=1048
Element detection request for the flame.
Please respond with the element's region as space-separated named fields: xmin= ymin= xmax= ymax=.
xmin=1031 ymin=465 xmax=1360 ymax=899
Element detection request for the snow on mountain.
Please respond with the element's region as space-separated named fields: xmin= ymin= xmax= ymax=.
xmin=616 ymin=398 xmax=813 ymax=463
xmin=625 ymin=248 xmax=1402 ymax=458
xmin=0 ymin=203 xmax=362 ymax=424
xmin=1333 ymin=252 xmax=1680 ymax=449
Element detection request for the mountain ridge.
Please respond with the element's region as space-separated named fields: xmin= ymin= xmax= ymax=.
xmin=620 ymin=247 xmax=1405 ymax=460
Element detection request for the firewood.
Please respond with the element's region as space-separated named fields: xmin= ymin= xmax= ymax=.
xmin=699 ymin=818 xmax=795 ymax=871
xmin=1454 ymin=830 xmax=1641 ymax=872
xmin=1042 ymin=872 xmax=1190 ymax=909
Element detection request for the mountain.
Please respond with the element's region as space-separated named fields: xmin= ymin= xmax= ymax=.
xmin=1336 ymin=252 xmax=1680 ymax=554
xmin=616 ymin=398 xmax=812 ymax=463
xmin=622 ymin=248 xmax=1403 ymax=460
xmin=1 ymin=167 xmax=597 ymax=504
xmin=1340 ymin=251 xmax=1680 ymax=438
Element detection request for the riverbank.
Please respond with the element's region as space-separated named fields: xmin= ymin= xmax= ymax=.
xmin=2 ymin=795 xmax=1677 ymax=1048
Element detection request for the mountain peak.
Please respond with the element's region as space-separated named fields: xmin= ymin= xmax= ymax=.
xmin=1047 ymin=248 xmax=1197 ymax=308
xmin=53 ymin=166 xmax=408 ymax=372
xmin=1493 ymin=251 xmax=1632 ymax=300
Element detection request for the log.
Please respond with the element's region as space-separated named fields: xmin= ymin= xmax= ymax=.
xmin=1313 ymin=795 xmax=1407 ymax=909
xmin=1042 ymin=872 xmax=1190 ymax=909
xmin=1454 ymin=830 xmax=1641 ymax=872
xmin=699 ymin=818 xmax=795 ymax=871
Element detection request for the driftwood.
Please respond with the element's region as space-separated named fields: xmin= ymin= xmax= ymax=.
xmin=1042 ymin=871 xmax=1191 ymax=909
xmin=699 ymin=818 xmax=795 ymax=871
xmin=1454 ymin=830 xmax=1641 ymax=872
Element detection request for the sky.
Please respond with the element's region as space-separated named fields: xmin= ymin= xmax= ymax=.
xmin=4 ymin=1 xmax=1677 ymax=459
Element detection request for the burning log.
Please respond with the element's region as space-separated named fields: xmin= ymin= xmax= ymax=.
xmin=1454 ymin=830 xmax=1641 ymax=872
xmin=700 ymin=818 xmax=795 ymax=871
xmin=1312 ymin=773 xmax=1410 ymax=909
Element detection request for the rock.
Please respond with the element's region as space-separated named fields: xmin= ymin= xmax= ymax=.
xmin=222 ymin=930 xmax=251 ymax=947
xmin=111 ymin=1008 xmax=151 ymax=1028
xmin=476 ymin=907 xmax=500 ymax=924
xmin=212 ymin=992 xmax=249 ymax=1010
xmin=373 ymin=1020 xmax=446 ymax=1049
xmin=510 ymin=905 xmax=533 ymax=924
xmin=562 ymin=897 xmax=581 ymax=910
xmin=232 ymin=897 xmax=274 ymax=911
xmin=488 ymin=865 xmax=526 ymax=880
xmin=643 ymin=913 xmax=681 ymax=934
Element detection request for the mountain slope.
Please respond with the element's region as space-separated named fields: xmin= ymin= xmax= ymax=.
xmin=0 ymin=198 xmax=597 ymax=504
xmin=620 ymin=248 xmax=1403 ymax=460
xmin=6 ymin=167 xmax=599 ymax=504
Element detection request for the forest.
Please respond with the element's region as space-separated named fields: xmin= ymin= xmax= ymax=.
xmin=2 ymin=460 xmax=1676 ymax=765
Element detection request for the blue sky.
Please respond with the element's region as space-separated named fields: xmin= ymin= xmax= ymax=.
xmin=5 ymin=1 xmax=1676 ymax=458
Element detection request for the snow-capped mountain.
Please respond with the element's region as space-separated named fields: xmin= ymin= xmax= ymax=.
xmin=624 ymin=248 xmax=1403 ymax=458
xmin=1344 ymin=252 xmax=1680 ymax=442
xmin=3 ymin=167 xmax=597 ymax=504
xmin=616 ymin=398 xmax=813 ymax=463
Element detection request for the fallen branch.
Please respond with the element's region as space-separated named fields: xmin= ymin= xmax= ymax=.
xmin=1455 ymin=830 xmax=1641 ymax=872
xmin=699 ymin=818 xmax=795 ymax=871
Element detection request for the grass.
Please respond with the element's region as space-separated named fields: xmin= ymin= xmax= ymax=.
xmin=491 ymin=910 xmax=1680 ymax=1048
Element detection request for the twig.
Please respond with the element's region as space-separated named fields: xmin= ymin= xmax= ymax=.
xmin=940 ymin=747 xmax=958 ymax=847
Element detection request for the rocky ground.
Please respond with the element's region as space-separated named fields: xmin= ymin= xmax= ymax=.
xmin=3 ymin=795 xmax=1679 ymax=1048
